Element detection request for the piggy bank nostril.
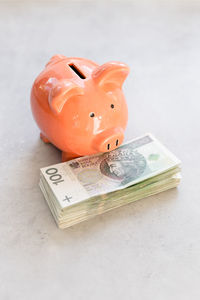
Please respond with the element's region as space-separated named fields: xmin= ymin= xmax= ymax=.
xmin=116 ymin=139 xmax=119 ymax=146
xmin=107 ymin=144 xmax=110 ymax=150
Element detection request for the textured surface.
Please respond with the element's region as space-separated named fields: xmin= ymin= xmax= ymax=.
xmin=0 ymin=1 xmax=200 ymax=299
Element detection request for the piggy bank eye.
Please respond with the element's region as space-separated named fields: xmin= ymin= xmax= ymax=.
xmin=111 ymin=104 xmax=114 ymax=109
xmin=90 ymin=112 xmax=95 ymax=118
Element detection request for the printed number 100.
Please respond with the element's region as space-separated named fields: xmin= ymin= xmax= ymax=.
xmin=45 ymin=168 xmax=64 ymax=185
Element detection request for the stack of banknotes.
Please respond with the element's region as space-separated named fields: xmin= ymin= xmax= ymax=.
xmin=39 ymin=134 xmax=181 ymax=229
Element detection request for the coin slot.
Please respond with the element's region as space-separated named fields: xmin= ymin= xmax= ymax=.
xmin=68 ymin=63 xmax=86 ymax=79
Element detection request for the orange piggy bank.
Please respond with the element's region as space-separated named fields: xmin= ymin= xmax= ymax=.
xmin=31 ymin=55 xmax=129 ymax=161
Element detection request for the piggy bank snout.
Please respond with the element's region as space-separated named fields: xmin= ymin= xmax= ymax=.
xmin=93 ymin=128 xmax=124 ymax=153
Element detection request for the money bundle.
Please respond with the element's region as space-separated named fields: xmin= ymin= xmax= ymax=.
xmin=39 ymin=134 xmax=181 ymax=229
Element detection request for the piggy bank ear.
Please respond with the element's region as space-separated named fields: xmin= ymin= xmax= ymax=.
xmin=49 ymin=80 xmax=84 ymax=114
xmin=46 ymin=54 xmax=67 ymax=67
xmin=92 ymin=62 xmax=130 ymax=89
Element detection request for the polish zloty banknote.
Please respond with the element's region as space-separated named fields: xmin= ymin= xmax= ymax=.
xmin=40 ymin=134 xmax=181 ymax=210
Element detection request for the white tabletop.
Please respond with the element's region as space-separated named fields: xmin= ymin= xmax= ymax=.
xmin=1 ymin=1 xmax=200 ymax=299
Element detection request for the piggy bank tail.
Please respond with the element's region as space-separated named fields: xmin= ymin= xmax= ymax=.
xmin=45 ymin=54 xmax=67 ymax=67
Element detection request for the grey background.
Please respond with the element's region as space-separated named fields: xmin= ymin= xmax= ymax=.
xmin=0 ymin=0 xmax=200 ymax=299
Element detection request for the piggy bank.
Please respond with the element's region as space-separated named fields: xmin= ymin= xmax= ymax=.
xmin=31 ymin=55 xmax=129 ymax=161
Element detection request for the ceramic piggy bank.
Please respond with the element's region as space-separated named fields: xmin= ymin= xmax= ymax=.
xmin=31 ymin=55 xmax=129 ymax=161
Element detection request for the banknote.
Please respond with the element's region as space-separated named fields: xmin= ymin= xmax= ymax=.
xmin=40 ymin=134 xmax=180 ymax=209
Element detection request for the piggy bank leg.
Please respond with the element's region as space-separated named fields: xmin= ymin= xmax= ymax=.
xmin=62 ymin=151 xmax=79 ymax=162
xmin=40 ymin=133 xmax=50 ymax=144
